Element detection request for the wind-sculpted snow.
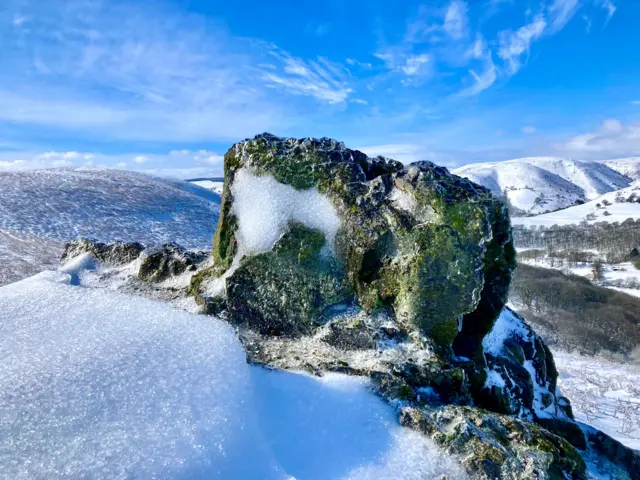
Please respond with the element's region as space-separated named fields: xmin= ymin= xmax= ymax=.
xmin=0 ymin=168 xmax=220 ymax=285
xmin=0 ymin=269 xmax=467 ymax=479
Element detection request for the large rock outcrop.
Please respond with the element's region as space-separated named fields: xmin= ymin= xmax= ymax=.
xmin=190 ymin=134 xmax=639 ymax=479
xmin=201 ymin=134 xmax=515 ymax=347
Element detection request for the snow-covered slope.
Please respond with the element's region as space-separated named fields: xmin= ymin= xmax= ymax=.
xmin=600 ymin=158 xmax=640 ymax=181
xmin=554 ymin=350 xmax=640 ymax=452
xmin=0 ymin=268 xmax=467 ymax=479
xmin=512 ymin=181 xmax=640 ymax=227
xmin=0 ymin=168 xmax=220 ymax=285
xmin=188 ymin=176 xmax=225 ymax=195
xmin=454 ymin=157 xmax=630 ymax=216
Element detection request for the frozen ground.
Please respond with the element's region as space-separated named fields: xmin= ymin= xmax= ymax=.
xmin=554 ymin=350 xmax=640 ymax=452
xmin=0 ymin=268 xmax=467 ymax=480
xmin=0 ymin=168 xmax=220 ymax=285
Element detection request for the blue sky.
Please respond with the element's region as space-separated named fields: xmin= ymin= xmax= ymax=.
xmin=0 ymin=0 xmax=638 ymax=178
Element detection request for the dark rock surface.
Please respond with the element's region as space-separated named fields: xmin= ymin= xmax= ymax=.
xmin=62 ymin=238 xmax=144 ymax=265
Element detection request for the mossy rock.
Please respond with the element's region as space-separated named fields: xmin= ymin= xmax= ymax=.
xmin=400 ymin=405 xmax=587 ymax=480
xmin=204 ymin=133 xmax=514 ymax=351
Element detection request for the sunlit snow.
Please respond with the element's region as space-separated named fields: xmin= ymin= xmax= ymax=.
xmin=0 ymin=269 xmax=467 ymax=479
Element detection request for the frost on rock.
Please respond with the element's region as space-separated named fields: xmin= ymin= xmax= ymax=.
xmin=0 ymin=271 xmax=468 ymax=480
xmin=481 ymin=308 xmax=568 ymax=420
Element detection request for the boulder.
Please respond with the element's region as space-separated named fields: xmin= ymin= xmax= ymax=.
xmin=138 ymin=243 xmax=207 ymax=283
xmin=187 ymin=133 xmax=639 ymax=479
xmin=196 ymin=133 xmax=515 ymax=348
xmin=62 ymin=238 xmax=144 ymax=265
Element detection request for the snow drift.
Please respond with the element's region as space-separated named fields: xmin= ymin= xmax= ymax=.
xmin=0 ymin=268 xmax=466 ymax=479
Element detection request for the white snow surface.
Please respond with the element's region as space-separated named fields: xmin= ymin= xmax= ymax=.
xmin=0 ymin=268 xmax=467 ymax=480
xmin=191 ymin=179 xmax=225 ymax=195
xmin=513 ymin=181 xmax=640 ymax=227
xmin=231 ymin=169 xmax=341 ymax=255
xmin=554 ymin=350 xmax=640 ymax=452
xmin=599 ymin=157 xmax=640 ymax=181
xmin=454 ymin=157 xmax=629 ymax=216
xmin=0 ymin=168 xmax=220 ymax=285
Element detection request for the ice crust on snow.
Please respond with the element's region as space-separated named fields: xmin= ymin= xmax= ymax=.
xmin=0 ymin=270 xmax=467 ymax=479
xmin=231 ymin=169 xmax=341 ymax=254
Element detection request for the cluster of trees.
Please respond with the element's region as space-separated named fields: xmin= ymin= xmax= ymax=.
xmin=510 ymin=264 xmax=640 ymax=358
xmin=513 ymin=219 xmax=640 ymax=261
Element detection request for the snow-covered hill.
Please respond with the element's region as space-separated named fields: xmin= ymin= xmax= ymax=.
xmin=188 ymin=176 xmax=225 ymax=195
xmin=0 ymin=168 xmax=220 ymax=285
xmin=512 ymin=181 xmax=640 ymax=227
xmin=600 ymin=158 xmax=640 ymax=181
xmin=454 ymin=157 xmax=630 ymax=216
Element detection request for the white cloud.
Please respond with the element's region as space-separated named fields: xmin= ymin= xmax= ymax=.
xmin=262 ymin=52 xmax=353 ymax=104
xmin=459 ymin=55 xmax=497 ymax=96
xmin=600 ymin=0 xmax=616 ymax=22
xmin=12 ymin=15 xmax=27 ymax=26
xmin=556 ymin=119 xmax=640 ymax=158
xmin=547 ymin=0 xmax=580 ymax=33
xmin=497 ymin=15 xmax=547 ymax=75
xmin=0 ymin=1 xmax=358 ymax=143
xmin=466 ymin=34 xmax=487 ymax=60
xmin=443 ymin=0 xmax=468 ymax=39
xmin=401 ymin=54 xmax=431 ymax=76
xmin=521 ymin=125 xmax=536 ymax=134
xmin=0 ymin=149 xmax=225 ymax=177
xmin=631 ymin=100 xmax=640 ymax=106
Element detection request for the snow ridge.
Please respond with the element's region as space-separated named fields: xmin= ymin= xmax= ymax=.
xmin=454 ymin=157 xmax=630 ymax=216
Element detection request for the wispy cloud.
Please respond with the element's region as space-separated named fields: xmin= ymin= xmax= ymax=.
xmin=0 ymin=0 xmax=355 ymax=144
xmin=262 ymin=50 xmax=353 ymax=104
xmin=547 ymin=0 xmax=580 ymax=33
xmin=497 ymin=15 xmax=547 ymax=75
xmin=599 ymin=0 xmax=617 ymax=23
xmin=0 ymin=148 xmax=225 ymax=178
xmin=443 ymin=0 xmax=469 ymax=40
xmin=521 ymin=125 xmax=537 ymax=134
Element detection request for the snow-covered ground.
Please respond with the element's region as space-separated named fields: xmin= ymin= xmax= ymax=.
xmin=554 ymin=350 xmax=640 ymax=452
xmin=190 ymin=179 xmax=225 ymax=195
xmin=513 ymin=182 xmax=640 ymax=227
xmin=0 ymin=267 xmax=467 ymax=480
xmin=0 ymin=168 xmax=220 ymax=285
xmin=454 ymin=157 xmax=629 ymax=216
xmin=600 ymin=157 xmax=640 ymax=181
